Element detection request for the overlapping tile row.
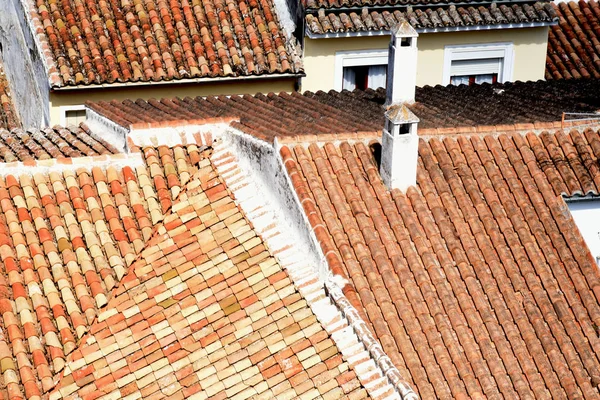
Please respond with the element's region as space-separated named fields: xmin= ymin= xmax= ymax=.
xmin=0 ymin=57 xmax=19 ymax=130
xmin=281 ymin=130 xmax=600 ymax=399
xmin=87 ymin=92 xmax=383 ymax=143
xmin=0 ymin=143 xmax=211 ymax=399
xmin=88 ymin=79 xmax=600 ymax=143
xmin=0 ymin=126 xmax=118 ymax=162
xmin=527 ymin=129 xmax=600 ymax=196
xmin=28 ymin=0 xmax=300 ymax=87
xmin=303 ymin=0 xmax=516 ymax=10
xmin=306 ymin=2 xmax=557 ymax=34
xmin=546 ymin=0 xmax=600 ymax=79
xmin=50 ymin=154 xmax=366 ymax=400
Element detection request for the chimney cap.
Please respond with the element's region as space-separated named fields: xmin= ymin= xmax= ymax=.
xmin=385 ymin=104 xmax=420 ymax=123
xmin=392 ymin=20 xmax=418 ymax=38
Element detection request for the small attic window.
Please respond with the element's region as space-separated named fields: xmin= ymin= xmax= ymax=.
xmin=60 ymin=105 xmax=87 ymax=127
xmin=565 ymin=196 xmax=600 ymax=266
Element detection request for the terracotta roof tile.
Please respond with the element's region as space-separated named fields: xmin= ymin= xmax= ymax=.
xmin=306 ymin=2 xmax=557 ymax=35
xmin=46 ymin=147 xmax=366 ymax=400
xmin=281 ymin=128 xmax=600 ymax=398
xmin=27 ymin=0 xmax=301 ymax=87
xmin=0 ymin=56 xmax=19 ymax=131
xmin=88 ymin=79 xmax=600 ymax=142
xmin=0 ymin=144 xmax=212 ymax=398
xmin=546 ymin=0 xmax=600 ymax=80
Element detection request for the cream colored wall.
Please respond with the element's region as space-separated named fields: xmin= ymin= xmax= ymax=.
xmin=49 ymin=78 xmax=296 ymax=125
xmin=301 ymin=27 xmax=549 ymax=92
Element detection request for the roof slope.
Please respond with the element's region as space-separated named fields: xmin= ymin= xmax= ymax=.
xmin=306 ymin=2 xmax=557 ymax=35
xmin=281 ymin=128 xmax=600 ymax=399
xmin=0 ymin=57 xmax=19 ymax=130
xmin=88 ymin=79 xmax=600 ymax=141
xmin=49 ymin=149 xmax=366 ymax=400
xmin=546 ymin=0 xmax=600 ymax=80
xmin=27 ymin=0 xmax=301 ymax=88
xmin=0 ymin=143 xmax=211 ymax=398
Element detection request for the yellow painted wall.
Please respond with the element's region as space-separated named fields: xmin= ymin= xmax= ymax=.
xmin=301 ymin=27 xmax=549 ymax=92
xmin=49 ymin=78 xmax=296 ymax=125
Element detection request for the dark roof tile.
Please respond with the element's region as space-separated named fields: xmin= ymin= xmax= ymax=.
xmin=88 ymin=79 xmax=600 ymax=141
xmin=307 ymin=2 xmax=557 ymax=34
xmin=0 ymin=125 xmax=118 ymax=162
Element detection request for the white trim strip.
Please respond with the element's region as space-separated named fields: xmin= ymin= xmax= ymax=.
xmin=306 ymin=21 xmax=556 ymax=38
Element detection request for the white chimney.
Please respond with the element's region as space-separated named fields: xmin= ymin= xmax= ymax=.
xmin=380 ymin=105 xmax=420 ymax=191
xmin=380 ymin=21 xmax=420 ymax=192
xmin=385 ymin=21 xmax=419 ymax=106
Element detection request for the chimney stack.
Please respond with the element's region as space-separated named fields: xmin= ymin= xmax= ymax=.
xmin=380 ymin=21 xmax=420 ymax=192
xmin=385 ymin=21 xmax=419 ymax=106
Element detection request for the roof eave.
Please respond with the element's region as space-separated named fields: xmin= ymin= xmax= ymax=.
xmin=50 ymin=71 xmax=306 ymax=91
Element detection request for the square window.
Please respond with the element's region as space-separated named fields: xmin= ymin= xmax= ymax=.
xmin=63 ymin=108 xmax=85 ymax=126
xmin=335 ymin=49 xmax=388 ymax=91
xmin=342 ymin=64 xmax=387 ymax=91
xmin=443 ymin=43 xmax=513 ymax=86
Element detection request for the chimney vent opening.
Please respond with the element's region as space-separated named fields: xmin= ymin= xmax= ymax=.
xmin=400 ymin=38 xmax=411 ymax=47
xmin=399 ymin=123 xmax=410 ymax=134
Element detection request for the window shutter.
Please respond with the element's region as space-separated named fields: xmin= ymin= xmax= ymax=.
xmin=450 ymin=58 xmax=502 ymax=76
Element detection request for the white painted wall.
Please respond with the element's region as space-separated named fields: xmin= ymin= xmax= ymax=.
xmin=568 ymin=200 xmax=600 ymax=265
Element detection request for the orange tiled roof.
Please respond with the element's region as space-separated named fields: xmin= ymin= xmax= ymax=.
xmin=0 ymin=125 xmax=119 ymax=162
xmin=546 ymin=0 xmax=600 ymax=80
xmin=0 ymin=57 xmax=19 ymax=130
xmin=281 ymin=128 xmax=600 ymax=398
xmin=26 ymin=0 xmax=301 ymax=88
xmin=48 ymin=149 xmax=367 ymax=400
xmin=0 ymin=120 xmax=386 ymax=399
xmin=0 ymin=143 xmax=209 ymax=399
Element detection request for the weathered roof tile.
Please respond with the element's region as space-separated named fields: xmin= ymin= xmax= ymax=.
xmin=27 ymin=0 xmax=301 ymax=87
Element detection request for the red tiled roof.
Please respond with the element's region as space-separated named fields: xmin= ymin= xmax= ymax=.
xmin=0 ymin=130 xmax=376 ymax=399
xmin=0 ymin=57 xmax=19 ymax=130
xmin=0 ymin=125 xmax=119 ymax=162
xmin=0 ymin=144 xmax=207 ymax=399
xmin=26 ymin=0 xmax=301 ymax=88
xmin=87 ymin=79 xmax=600 ymax=142
xmin=546 ymin=0 xmax=600 ymax=80
xmin=306 ymin=2 xmax=557 ymax=35
xmin=281 ymin=128 xmax=600 ymax=398
xmin=47 ymin=150 xmax=367 ymax=400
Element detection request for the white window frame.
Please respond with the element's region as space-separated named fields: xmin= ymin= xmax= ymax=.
xmin=60 ymin=105 xmax=87 ymax=126
xmin=334 ymin=49 xmax=388 ymax=91
xmin=442 ymin=42 xmax=514 ymax=85
xmin=565 ymin=197 xmax=600 ymax=267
